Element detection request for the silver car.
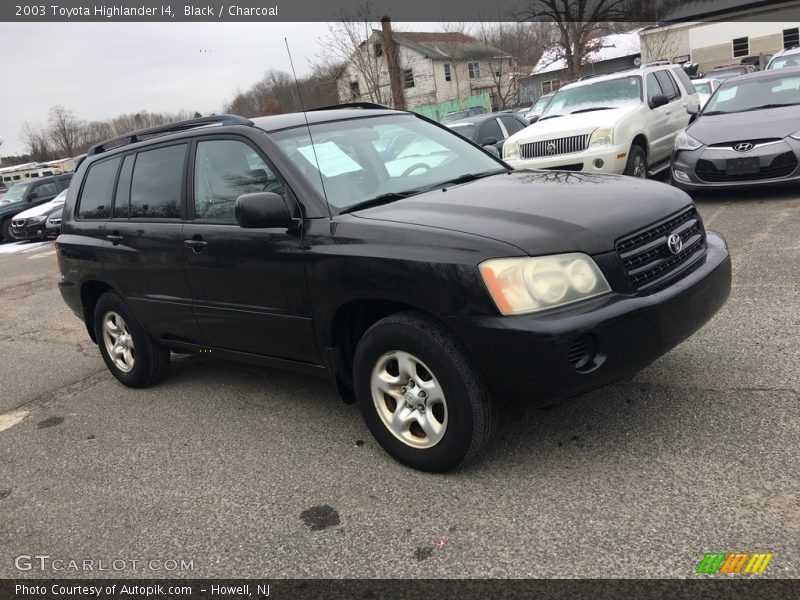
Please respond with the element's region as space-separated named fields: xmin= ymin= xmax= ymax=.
xmin=671 ymin=68 xmax=800 ymax=191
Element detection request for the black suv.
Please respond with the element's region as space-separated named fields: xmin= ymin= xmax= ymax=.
xmin=0 ymin=173 xmax=72 ymax=241
xmin=57 ymin=109 xmax=731 ymax=471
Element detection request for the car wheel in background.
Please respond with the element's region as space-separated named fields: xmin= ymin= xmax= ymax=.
xmin=624 ymin=145 xmax=647 ymax=178
xmin=353 ymin=311 xmax=496 ymax=472
xmin=94 ymin=292 xmax=170 ymax=388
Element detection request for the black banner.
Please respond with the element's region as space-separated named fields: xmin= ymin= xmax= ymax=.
xmin=2 ymin=579 xmax=799 ymax=600
xmin=1 ymin=0 xmax=799 ymax=22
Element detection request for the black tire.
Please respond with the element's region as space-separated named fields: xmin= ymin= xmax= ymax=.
xmin=353 ymin=311 xmax=496 ymax=472
xmin=624 ymin=144 xmax=647 ymax=178
xmin=0 ymin=219 xmax=11 ymax=243
xmin=93 ymin=292 xmax=170 ymax=388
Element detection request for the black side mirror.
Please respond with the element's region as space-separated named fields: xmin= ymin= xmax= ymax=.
xmin=649 ymin=94 xmax=669 ymax=109
xmin=481 ymin=137 xmax=498 ymax=147
xmin=236 ymin=192 xmax=295 ymax=229
xmin=527 ymin=115 xmax=539 ymax=124
xmin=28 ymin=191 xmax=38 ymax=200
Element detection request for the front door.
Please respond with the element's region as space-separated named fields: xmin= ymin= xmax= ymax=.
xmin=182 ymin=136 xmax=319 ymax=363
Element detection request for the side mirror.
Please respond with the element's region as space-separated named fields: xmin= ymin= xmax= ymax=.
xmin=527 ymin=115 xmax=539 ymax=124
xmin=235 ymin=192 xmax=294 ymax=229
xmin=28 ymin=191 xmax=38 ymax=200
xmin=484 ymin=145 xmax=500 ymax=157
xmin=649 ymin=94 xmax=669 ymax=109
xmin=686 ymin=104 xmax=699 ymax=116
xmin=481 ymin=137 xmax=498 ymax=147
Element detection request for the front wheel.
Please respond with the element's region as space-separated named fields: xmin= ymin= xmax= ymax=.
xmin=624 ymin=144 xmax=647 ymax=178
xmin=353 ymin=312 xmax=496 ymax=472
xmin=94 ymin=292 xmax=170 ymax=387
xmin=0 ymin=219 xmax=11 ymax=243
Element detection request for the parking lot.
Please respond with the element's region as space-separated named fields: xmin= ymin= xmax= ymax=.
xmin=0 ymin=185 xmax=797 ymax=579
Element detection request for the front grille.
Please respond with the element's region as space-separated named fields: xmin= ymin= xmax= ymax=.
xmin=11 ymin=219 xmax=26 ymax=227
xmin=708 ymin=138 xmax=780 ymax=148
xmin=616 ymin=208 xmax=706 ymax=292
xmin=520 ymin=134 xmax=590 ymax=159
xmin=695 ymin=151 xmax=798 ymax=182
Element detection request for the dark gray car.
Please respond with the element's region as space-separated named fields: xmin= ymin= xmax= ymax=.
xmin=671 ymin=67 xmax=800 ymax=191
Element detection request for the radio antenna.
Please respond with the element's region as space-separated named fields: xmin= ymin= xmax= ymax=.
xmin=284 ymin=37 xmax=332 ymax=220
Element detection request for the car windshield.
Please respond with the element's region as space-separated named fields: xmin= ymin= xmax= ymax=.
xmin=704 ymin=73 xmax=800 ymax=114
xmin=769 ymin=54 xmax=800 ymax=69
xmin=539 ymin=76 xmax=642 ymax=119
xmin=1 ymin=182 xmax=31 ymax=202
xmin=448 ymin=123 xmax=477 ymax=140
xmin=270 ymin=114 xmax=505 ymax=212
xmin=528 ymin=95 xmax=552 ymax=115
xmin=694 ymin=82 xmax=712 ymax=95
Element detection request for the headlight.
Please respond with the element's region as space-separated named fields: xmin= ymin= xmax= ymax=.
xmin=29 ymin=215 xmax=47 ymax=224
xmin=589 ymin=127 xmax=613 ymax=147
xmin=675 ymin=130 xmax=703 ymax=151
xmin=479 ymin=253 xmax=611 ymax=315
xmin=503 ymin=140 xmax=520 ymax=160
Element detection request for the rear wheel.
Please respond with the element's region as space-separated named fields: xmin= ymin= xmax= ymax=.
xmin=94 ymin=292 xmax=170 ymax=387
xmin=624 ymin=144 xmax=647 ymax=178
xmin=353 ymin=312 xmax=496 ymax=472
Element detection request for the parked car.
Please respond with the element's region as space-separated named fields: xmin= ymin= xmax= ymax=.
xmin=446 ymin=112 xmax=528 ymax=155
xmin=708 ymin=64 xmax=757 ymax=81
xmin=692 ymin=77 xmax=721 ymax=107
xmin=0 ymin=173 xmax=72 ymax=241
xmin=45 ymin=206 xmax=64 ymax=238
xmin=524 ymin=92 xmax=555 ymax=123
xmin=504 ymin=63 xmax=700 ymax=177
xmin=440 ymin=106 xmax=487 ymax=123
xmin=766 ymin=46 xmax=800 ymax=70
xmin=512 ymin=105 xmax=532 ymax=120
xmin=56 ymin=110 xmax=730 ymax=472
xmin=672 ymin=67 xmax=800 ymax=191
xmin=10 ymin=188 xmax=68 ymax=240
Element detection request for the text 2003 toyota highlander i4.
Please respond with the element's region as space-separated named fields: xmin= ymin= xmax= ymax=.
xmin=56 ymin=107 xmax=731 ymax=471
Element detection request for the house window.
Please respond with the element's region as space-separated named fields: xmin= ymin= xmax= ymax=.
xmin=541 ymin=80 xmax=561 ymax=94
xmin=349 ymin=80 xmax=360 ymax=97
xmin=468 ymin=61 xmax=480 ymax=78
xmin=732 ymin=37 xmax=749 ymax=58
xmin=784 ymin=27 xmax=799 ymax=49
xmin=403 ymin=68 xmax=415 ymax=89
xmin=374 ymin=42 xmax=383 ymax=57
xmin=493 ymin=60 xmax=502 ymax=77
xmin=444 ymin=63 xmax=452 ymax=82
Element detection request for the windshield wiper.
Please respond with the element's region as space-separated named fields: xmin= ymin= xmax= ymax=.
xmin=570 ymin=107 xmax=614 ymax=114
xmin=432 ymin=169 xmax=508 ymax=188
xmin=339 ymin=191 xmax=419 ymax=214
xmin=538 ymin=114 xmax=564 ymax=121
xmin=702 ymin=110 xmax=729 ymax=115
xmin=742 ymin=103 xmax=800 ymax=111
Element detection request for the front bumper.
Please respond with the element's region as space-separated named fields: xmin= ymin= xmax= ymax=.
xmin=506 ymin=143 xmax=630 ymax=174
xmin=672 ymin=138 xmax=800 ymax=190
xmin=10 ymin=220 xmax=49 ymax=240
xmin=445 ymin=231 xmax=731 ymax=408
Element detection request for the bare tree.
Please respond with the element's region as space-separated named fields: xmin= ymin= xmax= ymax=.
xmin=639 ymin=25 xmax=681 ymax=63
xmin=318 ymin=2 xmax=387 ymax=103
xmin=21 ymin=122 xmax=53 ymax=162
xmin=47 ymin=106 xmax=84 ymax=157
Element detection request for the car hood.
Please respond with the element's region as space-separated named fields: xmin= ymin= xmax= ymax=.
xmin=690 ymin=105 xmax=800 ymax=144
xmin=13 ymin=201 xmax=63 ymax=220
xmin=513 ymin=105 xmax=640 ymax=141
xmin=351 ymin=171 xmax=692 ymax=255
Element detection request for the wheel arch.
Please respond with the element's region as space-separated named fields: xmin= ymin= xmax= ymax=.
xmin=80 ymin=280 xmax=115 ymax=343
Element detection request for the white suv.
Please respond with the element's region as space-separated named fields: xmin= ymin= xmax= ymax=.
xmin=503 ymin=64 xmax=700 ymax=177
xmin=766 ymin=46 xmax=800 ymax=69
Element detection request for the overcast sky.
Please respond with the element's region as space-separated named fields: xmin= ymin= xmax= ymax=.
xmin=0 ymin=22 xmax=429 ymax=156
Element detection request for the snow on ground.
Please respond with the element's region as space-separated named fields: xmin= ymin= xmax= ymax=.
xmin=0 ymin=241 xmax=52 ymax=256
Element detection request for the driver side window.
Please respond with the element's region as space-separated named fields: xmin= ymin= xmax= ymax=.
xmin=646 ymin=73 xmax=664 ymax=105
xmin=193 ymin=139 xmax=285 ymax=222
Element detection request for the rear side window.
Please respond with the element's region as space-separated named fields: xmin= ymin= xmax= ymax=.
xmin=655 ymin=70 xmax=681 ymax=100
xmin=672 ymin=67 xmax=696 ymax=95
xmin=130 ymin=144 xmax=186 ymax=219
xmin=78 ymin=158 xmax=120 ymax=220
xmin=499 ymin=115 xmax=523 ymax=135
xmin=32 ymin=181 xmax=58 ymax=197
xmin=113 ymin=154 xmax=135 ymax=219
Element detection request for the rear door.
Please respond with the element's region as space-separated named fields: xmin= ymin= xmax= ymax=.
xmin=102 ymin=143 xmax=203 ymax=343
xmin=654 ymin=70 xmax=686 ymax=156
xmin=182 ymin=134 xmax=319 ymax=363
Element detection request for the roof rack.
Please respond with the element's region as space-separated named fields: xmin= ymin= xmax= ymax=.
xmin=641 ymin=60 xmax=673 ymax=67
xmin=87 ymin=114 xmax=253 ymax=156
xmin=308 ymin=102 xmax=394 ymax=111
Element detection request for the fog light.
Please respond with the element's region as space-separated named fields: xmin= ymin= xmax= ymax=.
xmin=594 ymin=159 xmax=604 ymax=169
xmin=674 ymin=169 xmax=691 ymax=182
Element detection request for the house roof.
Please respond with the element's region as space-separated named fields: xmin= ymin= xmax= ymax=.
xmin=384 ymin=31 xmax=509 ymax=60
xmin=532 ymin=30 xmax=642 ymax=75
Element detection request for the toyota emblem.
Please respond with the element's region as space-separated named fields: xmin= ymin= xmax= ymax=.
xmin=733 ymin=142 xmax=754 ymax=152
xmin=667 ymin=233 xmax=683 ymax=255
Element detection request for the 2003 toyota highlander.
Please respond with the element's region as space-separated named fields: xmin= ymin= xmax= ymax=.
xmin=56 ymin=107 xmax=731 ymax=471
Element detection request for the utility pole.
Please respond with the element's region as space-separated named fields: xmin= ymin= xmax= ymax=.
xmin=381 ymin=17 xmax=406 ymax=110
